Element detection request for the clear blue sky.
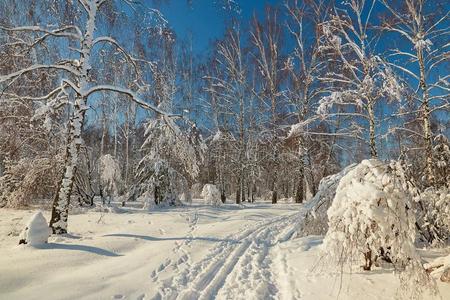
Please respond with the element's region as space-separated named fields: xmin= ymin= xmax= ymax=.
xmin=154 ymin=0 xmax=281 ymax=53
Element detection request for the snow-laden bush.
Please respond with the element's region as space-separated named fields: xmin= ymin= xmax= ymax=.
xmin=99 ymin=154 xmax=122 ymax=200
xmin=137 ymin=157 xmax=185 ymax=207
xmin=417 ymin=186 xmax=450 ymax=245
xmin=431 ymin=134 xmax=449 ymax=188
xmin=19 ymin=211 xmax=51 ymax=246
xmin=298 ymin=164 xmax=356 ymax=237
xmin=136 ymin=117 xmax=205 ymax=207
xmin=201 ymin=184 xmax=221 ymax=206
xmin=0 ymin=156 xmax=62 ymax=208
xmin=322 ymin=159 xmax=436 ymax=298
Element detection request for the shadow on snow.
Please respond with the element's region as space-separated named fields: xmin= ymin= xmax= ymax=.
xmin=34 ymin=243 xmax=122 ymax=257
xmin=103 ymin=233 xmax=239 ymax=244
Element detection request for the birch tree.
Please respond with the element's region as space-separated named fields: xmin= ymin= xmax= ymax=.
xmin=251 ymin=7 xmax=286 ymax=203
xmin=205 ymin=24 xmax=252 ymax=204
xmin=284 ymin=0 xmax=330 ymax=203
xmin=317 ymin=0 xmax=402 ymax=159
xmin=0 ymin=0 xmax=179 ymax=234
xmin=380 ymin=0 xmax=449 ymax=185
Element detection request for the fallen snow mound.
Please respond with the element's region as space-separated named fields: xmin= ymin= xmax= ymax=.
xmin=201 ymin=184 xmax=221 ymax=206
xmin=19 ymin=211 xmax=51 ymax=246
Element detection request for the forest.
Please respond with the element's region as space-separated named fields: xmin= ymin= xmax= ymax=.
xmin=0 ymin=0 xmax=449 ymax=299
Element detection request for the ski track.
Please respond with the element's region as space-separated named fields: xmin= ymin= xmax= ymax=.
xmin=151 ymin=207 xmax=305 ymax=300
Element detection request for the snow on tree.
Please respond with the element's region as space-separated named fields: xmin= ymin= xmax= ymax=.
xmin=322 ymin=159 xmax=436 ymax=298
xmin=201 ymin=184 xmax=222 ymax=206
xmin=190 ymin=183 xmax=203 ymax=199
xmin=317 ymin=0 xmax=403 ymax=158
xmin=136 ymin=118 xmax=205 ymax=207
xmin=284 ymin=0 xmax=332 ymax=204
xmin=380 ymin=0 xmax=449 ymax=185
xmin=99 ymin=154 xmax=122 ymax=203
xmin=0 ymin=157 xmax=62 ymax=208
xmin=298 ymin=163 xmax=356 ymax=237
xmin=0 ymin=0 xmax=178 ymax=234
xmin=417 ymin=187 xmax=450 ymax=246
xmin=18 ymin=211 xmax=51 ymax=246
xmin=431 ymin=134 xmax=450 ymax=187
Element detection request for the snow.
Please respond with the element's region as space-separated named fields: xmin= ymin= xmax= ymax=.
xmin=18 ymin=211 xmax=51 ymax=246
xmin=323 ymin=159 xmax=417 ymax=265
xmin=1 ymin=201 xmax=449 ymax=299
xmin=201 ymin=184 xmax=221 ymax=206
xmin=299 ymin=163 xmax=356 ymax=237
xmin=322 ymin=159 xmax=440 ymax=298
xmin=99 ymin=154 xmax=122 ymax=197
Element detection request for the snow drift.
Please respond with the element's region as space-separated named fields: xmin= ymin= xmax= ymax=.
xmin=19 ymin=211 xmax=51 ymax=246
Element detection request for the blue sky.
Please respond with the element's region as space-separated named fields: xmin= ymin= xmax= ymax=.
xmin=154 ymin=0 xmax=280 ymax=53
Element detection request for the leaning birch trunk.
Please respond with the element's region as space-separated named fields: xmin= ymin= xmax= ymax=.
xmin=49 ymin=1 xmax=97 ymax=234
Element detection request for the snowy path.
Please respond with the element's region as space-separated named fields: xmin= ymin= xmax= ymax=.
xmin=1 ymin=203 xmax=449 ymax=300
xmin=151 ymin=208 xmax=304 ymax=300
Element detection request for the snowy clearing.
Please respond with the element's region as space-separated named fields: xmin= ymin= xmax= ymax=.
xmin=1 ymin=202 xmax=449 ymax=300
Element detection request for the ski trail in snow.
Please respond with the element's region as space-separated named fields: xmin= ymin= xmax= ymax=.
xmin=152 ymin=209 xmax=304 ymax=300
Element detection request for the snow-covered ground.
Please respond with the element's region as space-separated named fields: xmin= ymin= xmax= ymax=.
xmin=1 ymin=201 xmax=449 ymax=300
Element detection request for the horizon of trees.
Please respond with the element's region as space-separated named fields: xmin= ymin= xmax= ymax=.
xmin=0 ymin=0 xmax=448 ymax=229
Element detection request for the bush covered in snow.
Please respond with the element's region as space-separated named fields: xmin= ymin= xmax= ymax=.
xmin=0 ymin=157 xmax=62 ymax=208
xmin=322 ymin=159 xmax=435 ymax=298
xmin=136 ymin=158 xmax=185 ymax=207
xmin=19 ymin=211 xmax=51 ymax=246
xmin=431 ymin=134 xmax=450 ymax=188
xmin=417 ymin=186 xmax=450 ymax=245
xmin=201 ymin=184 xmax=221 ymax=206
xmin=298 ymin=164 xmax=356 ymax=237
xmin=135 ymin=117 xmax=205 ymax=207
xmin=99 ymin=154 xmax=122 ymax=200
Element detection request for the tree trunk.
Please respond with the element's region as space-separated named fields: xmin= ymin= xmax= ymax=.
xmin=235 ymin=186 xmax=241 ymax=204
xmin=221 ymin=191 xmax=226 ymax=204
xmin=417 ymin=46 xmax=434 ymax=185
xmin=49 ymin=1 xmax=97 ymax=234
xmin=271 ymin=162 xmax=278 ymax=204
xmin=49 ymin=98 xmax=88 ymax=234
xmin=295 ymin=175 xmax=304 ymax=204
xmin=295 ymin=138 xmax=305 ymax=203
xmin=271 ymin=190 xmax=277 ymax=204
xmin=367 ymin=100 xmax=377 ymax=158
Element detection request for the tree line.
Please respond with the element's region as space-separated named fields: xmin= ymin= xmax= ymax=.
xmin=0 ymin=0 xmax=448 ymax=234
